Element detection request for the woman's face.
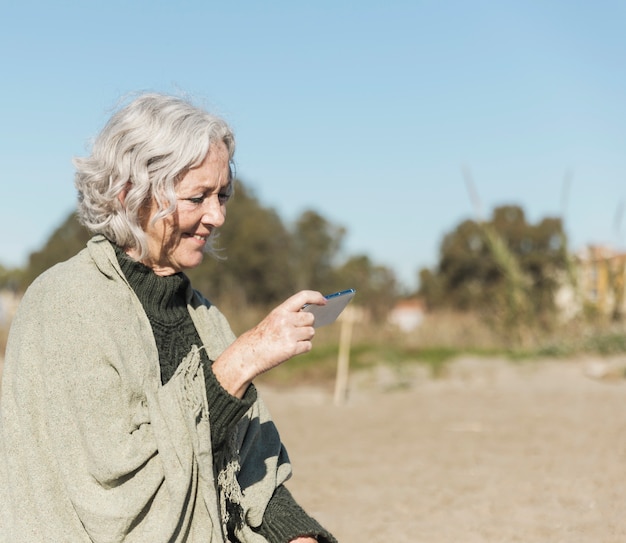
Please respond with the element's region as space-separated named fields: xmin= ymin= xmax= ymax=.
xmin=135 ymin=141 xmax=232 ymax=276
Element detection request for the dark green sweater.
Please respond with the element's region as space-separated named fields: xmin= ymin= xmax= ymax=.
xmin=116 ymin=247 xmax=336 ymax=543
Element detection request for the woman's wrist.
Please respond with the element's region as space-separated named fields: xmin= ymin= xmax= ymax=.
xmin=212 ymin=337 xmax=256 ymax=399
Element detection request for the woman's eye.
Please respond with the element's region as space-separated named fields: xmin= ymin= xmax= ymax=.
xmin=218 ymin=183 xmax=233 ymax=204
xmin=183 ymin=189 xmax=231 ymax=206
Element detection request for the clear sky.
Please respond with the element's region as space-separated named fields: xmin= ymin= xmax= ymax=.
xmin=2 ymin=0 xmax=625 ymax=290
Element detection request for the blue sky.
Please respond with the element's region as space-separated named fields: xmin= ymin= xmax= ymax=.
xmin=2 ymin=1 xmax=625 ymax=290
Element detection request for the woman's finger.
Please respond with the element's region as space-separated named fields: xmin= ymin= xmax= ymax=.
xmin=282 ymin=290 xmax=327 ymax=312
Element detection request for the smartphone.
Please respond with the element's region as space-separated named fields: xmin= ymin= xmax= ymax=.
xmin=302 ymin=289 xmax=356 ymax=328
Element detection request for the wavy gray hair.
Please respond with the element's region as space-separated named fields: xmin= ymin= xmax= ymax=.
xmin=74 ymin=92 xmax=235 ymax=258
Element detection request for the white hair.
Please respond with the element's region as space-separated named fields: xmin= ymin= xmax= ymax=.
xmin=74 ymin=92 xmax=235 ymax=258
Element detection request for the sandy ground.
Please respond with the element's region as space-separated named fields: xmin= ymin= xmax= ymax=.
xmin=258 ymin=356 xmax=626 ymax=543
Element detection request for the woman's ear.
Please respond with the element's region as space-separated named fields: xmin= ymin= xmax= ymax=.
xmin=118 ymin=182 xmax=132 ymax=207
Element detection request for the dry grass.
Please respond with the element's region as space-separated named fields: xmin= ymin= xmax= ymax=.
xmin=401 ymin=310 xmax=503 ymax=350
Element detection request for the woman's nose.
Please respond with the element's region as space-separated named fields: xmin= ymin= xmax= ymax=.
xmin=201 ymin=197 xmax=226 ymax=227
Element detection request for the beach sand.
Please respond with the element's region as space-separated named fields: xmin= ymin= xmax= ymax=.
xmin=259 ymin=356 xmax=626 ymax=542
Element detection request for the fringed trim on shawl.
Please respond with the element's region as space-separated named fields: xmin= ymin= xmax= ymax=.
xmin=177 ymin=345 xmax=209 ymax=425
xmin=217 ymin=425 xmax=246 ymax=538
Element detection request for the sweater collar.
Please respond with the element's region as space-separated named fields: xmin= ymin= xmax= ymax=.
xmin=113 ymin=244 xmax=190 ymax=321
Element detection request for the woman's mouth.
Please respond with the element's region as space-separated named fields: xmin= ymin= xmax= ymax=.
xmin=183 ymin=233 xmax=208 ymax=244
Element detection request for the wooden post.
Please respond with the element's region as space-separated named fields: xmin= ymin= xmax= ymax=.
xmin=333 ymin=305 xmax=355 ymax=406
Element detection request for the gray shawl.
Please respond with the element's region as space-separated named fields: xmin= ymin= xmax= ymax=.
xmin=0 ymin=236 xmax=291 ymax=542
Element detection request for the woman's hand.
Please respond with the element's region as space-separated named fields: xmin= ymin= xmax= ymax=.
xmin=212 ymin=290 xmax=327 ymax=398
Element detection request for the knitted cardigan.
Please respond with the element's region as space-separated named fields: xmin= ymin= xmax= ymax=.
xmin=0 ymin=236 xmax=293 ymax=543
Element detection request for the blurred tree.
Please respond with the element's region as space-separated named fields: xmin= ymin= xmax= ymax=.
xmin=19 ymin=212 xmax=91 ymax=291
xmin=290 ymin=210 xmax=346 ymax=293
xmin=334 ymin=254 xmax=398 ymax=321
xmin=0 ymin=265 xmax=23 ymax=292
xmin=417 ymin=267 xmax=444 ymax=309
xmin=419 ymin=205 xmax=568 ymax=330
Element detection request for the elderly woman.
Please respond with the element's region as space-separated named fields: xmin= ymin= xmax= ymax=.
xmin=0 ymin=93 xmax=336 ymax=543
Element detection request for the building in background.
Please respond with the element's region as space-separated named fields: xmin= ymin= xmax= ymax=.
xmin=388 ymin=298 xmax=425 ymax=332
xmin=575 ymin=245 xmax=626 ymax=319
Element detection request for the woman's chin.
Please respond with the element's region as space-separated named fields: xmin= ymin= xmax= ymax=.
xmin=180 ymin=252 xmax=206 ymax=271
